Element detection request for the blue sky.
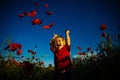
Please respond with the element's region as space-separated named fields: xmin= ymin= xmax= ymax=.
xmin=0 ymin=0 xmax=120 ymax=67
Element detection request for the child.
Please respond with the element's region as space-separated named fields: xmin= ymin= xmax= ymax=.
xmin=50 ymin=30 xmax=73 ymax=80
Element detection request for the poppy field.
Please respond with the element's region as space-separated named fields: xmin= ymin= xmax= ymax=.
xmin=0 ymin=24 xmax=120 ymax=80
xmin=0 ymin=0 xmax=120 ymax=80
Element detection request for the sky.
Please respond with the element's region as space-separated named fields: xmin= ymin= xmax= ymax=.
xmin=0 ymin=0 xmax=120 ymax=67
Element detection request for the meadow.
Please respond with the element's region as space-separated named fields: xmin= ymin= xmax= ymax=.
xmin=0 ymin=25 xmax=120 ymax=80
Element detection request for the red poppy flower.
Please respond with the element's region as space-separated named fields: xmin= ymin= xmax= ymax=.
xmin=28 ymin=50 xmax=36 ymax=54
xmin=42 ymin=25 xmax=50 ymax=29
xmin=78 ymin=52 xmax=82 ymax=55
xmin=19 ymin=13 xmax=24 ymax=18
xmin=9 ymin=43 xmax=19 ymax=51
xmin=42 ymin=23 xmax=54 ymax=29
xmin=10 ymin=47 xmax=17 ymax=51
xmin=101 ymin=32 xmax=107 ymax=37
xmin=27 ymin=10 xmax=37 ymax=17
xmin=10 ymin=44 xmax=18 ymax=51
xmin=77 ymin=46 xmax=82 ymax=50
xmin=4 ymin=43 xmax=22 ymax=51
xmin=100 ymin=24 xmax=107 ymax=30
xmin=17 ymin=49 xmax=22 ymax=55
xmin=17 ymin=44 xmax=22 ymax=49
xmin=11 ymin=43 xmax=22 ymax=51
xmin=87 ymin=47 xmax=92 ymax=51
xmin=45 ymin=3 xmax=49 ymax=8
xmin=41 ymin=62 xmax=44 ymax=65
xmin=82 ymin=52 xmax=86 ymax=55
xmin=46 ymin=11 xmax=52 ymax=15
xmin=32 ymin=18 xmax=43 ymax=25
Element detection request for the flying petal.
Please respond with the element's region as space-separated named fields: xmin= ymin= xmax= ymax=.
xmin=45 ymin=3 xmax=49 ymax=8
xmin=27 ymin=10 xmax=37 ymax=17
xmin=34 ymin=2 xmax=38 ymax=7
xmin=100 ymin=24 xmax=107 ymax=30
xmin=46 ymin=11 xmax=52 ymax=15
xmin=19 ymin=13 xmax=24 ymax=18
xmin=32 ymin=18 xmax=43 ymax=25
xmin=42 ymin=25 xmax=50 ymax=29
xmin=48 ymin=23 xmax=54 ymax=27
xmin=42 ymin=23 xmax=54 ymax=29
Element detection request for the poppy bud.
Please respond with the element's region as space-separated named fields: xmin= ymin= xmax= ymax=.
xmin=17 ymin=49 xmax=22 ymax=55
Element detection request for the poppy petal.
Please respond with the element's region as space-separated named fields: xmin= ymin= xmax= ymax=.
xmin=100 ymin=24 xmax=107 ymax=30
xmin=19 ymin=13 xmax=24 ymax=18
xmin=46 ymin=11 xmax=52 ymax=15
xmin=45 ymin=3 xmax=49 ymax=8
xmin=17 ymin=49 xmax=22 ymax=55
xmin=32 ymin=18 xmax=43 ymax=25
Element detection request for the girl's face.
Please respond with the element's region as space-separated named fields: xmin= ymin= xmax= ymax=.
xmin=54 ymin=37 xmax=65 ymax=50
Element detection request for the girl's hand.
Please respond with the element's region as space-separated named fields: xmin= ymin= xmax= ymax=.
xmin=66 ymin=30 xmax=70 ymax=34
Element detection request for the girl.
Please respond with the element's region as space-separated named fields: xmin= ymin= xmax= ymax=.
xmin=50 ymin=30 xmax=73 ymax=80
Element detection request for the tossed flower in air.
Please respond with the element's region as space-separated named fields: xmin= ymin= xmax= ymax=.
xmin=46 ymin=11 xmax=52 ymax=15
xmin=19 ymin=13 xmax=24 ymax=18
xmin=19 ymin=10 xmax=37 ymax=18
xmin=42 ymin=22 xmax=54 ymax=29
xmin=100 ymin=24 xmax=107 ymax=30
xmin=32 ymin=18 xmax=43 ymax=25
xmin=45 ymin=3 xmax=49 ymax=8
xmin=27 ymin=10 xmax=37 ymax=17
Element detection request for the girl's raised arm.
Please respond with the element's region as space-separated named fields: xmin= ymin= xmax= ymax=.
xmin=65 ymin=30 xmax=70 ymax=46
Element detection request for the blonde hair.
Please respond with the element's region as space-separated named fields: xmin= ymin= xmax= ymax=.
xmin=50 ymin=36 xmax=66 ymax=48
